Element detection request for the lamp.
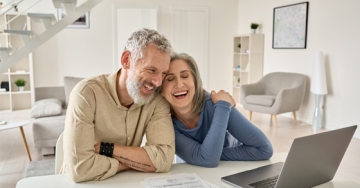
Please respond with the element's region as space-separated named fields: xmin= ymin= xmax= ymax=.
xmin=310 ymin=51 xmax=328 ymax=130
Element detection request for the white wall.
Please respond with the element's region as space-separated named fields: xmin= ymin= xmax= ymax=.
xmin=30 ymin=0 xmax=238 ymax=92
xmin=237 ymin=0 xmax=360 ymax=138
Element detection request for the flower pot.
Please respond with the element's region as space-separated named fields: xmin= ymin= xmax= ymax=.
xmin=251 ymin=29 xmax=256 ymax=34
xmin=18 ymin=86 xmax=24 ymax=92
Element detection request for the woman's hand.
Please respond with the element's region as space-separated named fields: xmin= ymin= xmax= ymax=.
xmin=211 ymin=90 xmax=236 ymax=107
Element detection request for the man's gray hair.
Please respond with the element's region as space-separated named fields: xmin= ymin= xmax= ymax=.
xmin=124 ymin=28 xmax=172 ymax=63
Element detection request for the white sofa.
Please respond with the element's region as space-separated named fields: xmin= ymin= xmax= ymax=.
xmin=32 ymin=77 xmax=83 ymax=155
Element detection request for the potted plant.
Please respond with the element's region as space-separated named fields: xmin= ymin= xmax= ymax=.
xmin=250 ymin=23 xmax=259 ymax=33
xmin=14 ymin=78 xmax=26 ymax=92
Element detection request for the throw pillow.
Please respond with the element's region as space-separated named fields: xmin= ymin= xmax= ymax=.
xmin=31 ymin=98 xmax=62 ymax=118
xmin=64 ymin=76 xmax=84 ymax=107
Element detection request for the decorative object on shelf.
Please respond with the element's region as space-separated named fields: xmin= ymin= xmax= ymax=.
xmin=273 ymin=2 xmax=309 ymax=49
xmin=310 ymin=51 xmax=328 ymax=130
xmin=12 ymin=4 xmax=18 ymax=12
xmin=57 ymin=8 xmax=90 ymax=29
xmin=14 ymin=78 xmax=27 ymax=92
xmin=245 ymin=49 xmax=250 ymax=54
xmin=237 ymin=43 xmax=241 ymax=49
xmin=1 ymin=81 xmax=9 ymax=91
xmin=250 ymin=23 xmax=259 ymax=33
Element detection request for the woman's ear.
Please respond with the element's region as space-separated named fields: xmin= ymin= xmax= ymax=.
xmin=120 ymin=51 xmax=131 ymax=69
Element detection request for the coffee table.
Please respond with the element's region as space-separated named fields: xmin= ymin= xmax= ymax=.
xmin=0 ymin=120 xmax=32 ymax=161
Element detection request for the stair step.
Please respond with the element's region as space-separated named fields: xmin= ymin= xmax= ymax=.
xmin=0 ymin=47 xmax=15 ymax=52
xmin=0 ymin=47 xmax=15 ymax=60
xmin=27 ymin=13 xmax=56 ymax=29
xmin=4 ymin=30 xmax=36 ymax=36
xmin=52 ymin=0 xmax=77 ymax=9
xmin=27 ymin=13 xmax=56 ymax=22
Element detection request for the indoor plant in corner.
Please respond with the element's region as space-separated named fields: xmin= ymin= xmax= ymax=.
xmin=14 ymin=78 xmax=26 ymax=92
xmin=251 ymin=23 xmax=259 ymax=33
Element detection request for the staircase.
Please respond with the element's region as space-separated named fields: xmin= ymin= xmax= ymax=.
xmin=0 ymin=0 xmax=103 ymax=73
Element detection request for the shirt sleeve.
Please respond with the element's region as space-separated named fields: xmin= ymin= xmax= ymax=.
xmin=175 ymin=101 xmax=232 ymax=167
xmin=62 ymin=86 xmax=119 ymax=183
xmin=220 ymin=108 xmax=273 ymax=161
xmin=142 ymin=96 xmax=175 ymax=172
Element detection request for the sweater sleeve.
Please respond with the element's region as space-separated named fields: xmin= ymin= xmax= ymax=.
xmin=220 ymin=108 xmax=273 ymax=161
xmin=175 ymin=101 xmax=231 ymax=167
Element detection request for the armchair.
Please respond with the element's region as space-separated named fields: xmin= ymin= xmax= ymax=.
xmin=240 ymin=72 xmax=306 ymax=128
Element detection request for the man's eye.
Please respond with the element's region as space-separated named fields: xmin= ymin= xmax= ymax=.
xmin=148 ymin=69 xmax=155 ymax=73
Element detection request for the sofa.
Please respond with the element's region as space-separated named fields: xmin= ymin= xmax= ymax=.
xmin=32 ymin=77 xmax=83 ymax=155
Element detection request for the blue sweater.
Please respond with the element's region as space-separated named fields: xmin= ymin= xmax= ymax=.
xmin=173 ymin=93 xmax=273 ymax=167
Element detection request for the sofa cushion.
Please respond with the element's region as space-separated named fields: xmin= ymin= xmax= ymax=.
xmin=64 ymin=76 xmax=84 ymax=107
xmin=245 ymin=95 xmax=276 ymax=107
xmin=31 ymin=98 xmax=62 ymax=118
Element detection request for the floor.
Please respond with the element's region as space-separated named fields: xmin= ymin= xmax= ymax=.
xmin=0 ymin=108 xmax=359 ymax=188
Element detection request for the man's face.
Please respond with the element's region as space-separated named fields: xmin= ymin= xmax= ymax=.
xmin=126 ymin=45 xmax=170 ymax=105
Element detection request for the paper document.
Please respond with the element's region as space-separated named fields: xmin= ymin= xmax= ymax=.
xmin=141 ymin=173 xmax=219 ymax=188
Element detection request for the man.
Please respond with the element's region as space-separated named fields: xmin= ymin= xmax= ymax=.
xmin=61 ymin=28 xmax=175 ymax=183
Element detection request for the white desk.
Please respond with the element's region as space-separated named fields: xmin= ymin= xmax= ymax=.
xmin=0 ymin=120 xmax=32 ymax=161
xmin=16 ymin=153 xmax=359 ymax=188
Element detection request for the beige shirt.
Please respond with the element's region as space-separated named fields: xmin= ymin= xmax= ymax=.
xmin=61 ymin=70 xmax=175 ymax=182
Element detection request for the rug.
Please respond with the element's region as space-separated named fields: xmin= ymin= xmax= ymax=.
xmin=25 ymin=158 xmax=55 ymax=178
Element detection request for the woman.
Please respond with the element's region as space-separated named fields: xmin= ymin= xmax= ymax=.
xmin=160 ymin=53 xmax=273 ymax=167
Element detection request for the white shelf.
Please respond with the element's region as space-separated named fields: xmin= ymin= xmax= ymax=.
xmin=0 ymin=14 xmax=34 ymax=112
xmin=232 ymin=34 xmax=264 ymax=104
xmin=11 ymin=91 xmax=32 ymax=94
xmin=5 ymin=72 xmax=31 ymax=75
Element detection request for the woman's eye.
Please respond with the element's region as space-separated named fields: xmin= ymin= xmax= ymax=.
xmin=166 ymin=77 xmax=174 ymax=81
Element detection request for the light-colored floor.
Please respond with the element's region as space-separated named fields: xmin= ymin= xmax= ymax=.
xmin=0 ymin=108 xmax=359 ymax=188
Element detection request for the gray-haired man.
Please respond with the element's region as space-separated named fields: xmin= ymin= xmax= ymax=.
xmin=61 ymin=28 xmax=175 ymax=182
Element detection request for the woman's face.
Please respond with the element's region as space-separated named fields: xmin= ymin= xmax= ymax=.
xmin=161 ymin=59 xmax=195 ymax=111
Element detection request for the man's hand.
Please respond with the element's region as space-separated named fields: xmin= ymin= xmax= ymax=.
xmin=94 ymin=142 xmax=100 ymax=154
xmin=211 ymin=90 xmax=236 ymax=107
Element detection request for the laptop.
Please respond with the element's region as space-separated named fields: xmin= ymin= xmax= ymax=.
xmin=221 ymin=125 xmax=357 ymax=188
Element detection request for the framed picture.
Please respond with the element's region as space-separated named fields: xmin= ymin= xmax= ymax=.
xmin=57 ymin=8 xmax=90 ymax=29
xmin=272 ymin=2 xmax=309 ymax=49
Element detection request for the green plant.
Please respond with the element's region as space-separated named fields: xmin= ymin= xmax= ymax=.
xmin=251 ymin=23 xmax=259 ymax=29
xmin=237 ymin=43 xmax=241 ymax=49
xmin=14 ymin=79 xmax=26 ymax=87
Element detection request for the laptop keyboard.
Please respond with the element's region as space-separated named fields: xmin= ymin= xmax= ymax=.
xmin=249 ymin=175 xmax=279 ymax=188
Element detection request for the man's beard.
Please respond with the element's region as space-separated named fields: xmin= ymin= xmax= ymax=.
xmin=126 ymin=72 xmax=155 ymax=106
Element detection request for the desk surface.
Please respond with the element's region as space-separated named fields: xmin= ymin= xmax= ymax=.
xmin=16 ymin=153 xmax=359 ymax=188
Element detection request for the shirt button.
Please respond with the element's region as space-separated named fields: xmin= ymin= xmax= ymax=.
xmin=127 ymin=137 xmax=130 ymax=140
xmin=117 ymin=105 xmax=120 ymax=108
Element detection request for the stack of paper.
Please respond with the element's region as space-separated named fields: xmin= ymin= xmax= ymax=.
xmin=141 ymin=173 xmax=219 ymax=188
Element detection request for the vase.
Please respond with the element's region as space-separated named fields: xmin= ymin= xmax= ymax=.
xmin=251 ymin=29 xmax=256 ymax=34
xmin=19 ymin=86 xmax=24 ymax=92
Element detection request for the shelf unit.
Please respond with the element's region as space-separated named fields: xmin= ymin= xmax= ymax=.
xmin=0 ymin=14 xmax=35 ymax=112
xmin=232 ymin=34 xmax=264 ymax=104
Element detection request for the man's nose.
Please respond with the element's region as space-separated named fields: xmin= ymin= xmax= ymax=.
xmin=152 ymin=73 xmax=163 ymax=87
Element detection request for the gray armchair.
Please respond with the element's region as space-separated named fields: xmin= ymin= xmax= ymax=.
xmin=240 ymin=72 xmax=306 ymax=128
